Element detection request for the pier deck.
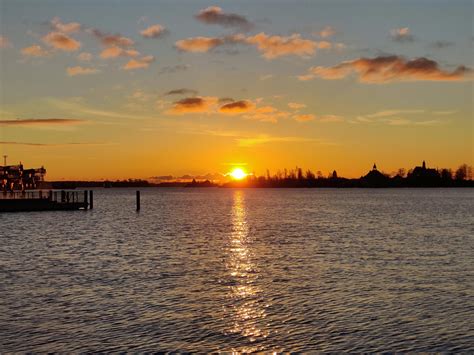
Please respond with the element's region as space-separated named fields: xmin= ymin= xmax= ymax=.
xmin=0 ymin=190 xmax=89 ymax=212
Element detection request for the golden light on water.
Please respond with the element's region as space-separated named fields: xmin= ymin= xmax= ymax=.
xmin=225 ymin=190 xmax=269 ymax=350
xmin=229 ymin=168 xmax=247 ymax=180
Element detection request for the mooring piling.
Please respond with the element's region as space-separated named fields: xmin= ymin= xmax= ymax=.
xmin=89 ymin=190 xmax=94 ymax=209
xmin=136 ymin=190 xmax=141 ymax=211
xmin=84 ymin=190 xmax=88 ymax=209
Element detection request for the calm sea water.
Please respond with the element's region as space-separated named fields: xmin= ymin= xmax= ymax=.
xmin=1 ymin=188 xmax=473 ymax=352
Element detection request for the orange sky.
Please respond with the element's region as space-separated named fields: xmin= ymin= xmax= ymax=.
xmin=1 ymin=0 xmax=473 ymax=180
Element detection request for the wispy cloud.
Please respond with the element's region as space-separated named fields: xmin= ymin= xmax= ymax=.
xmin=123 ymin=55 xmax=155 ymax=70
xmin=0 ymin=118 xmax=84 ymax=126
xmin=47 ymin=98 xmax=148 ymax=121
xmin=0 ymin=141 xmax=108 ymax=147
xmin=159 ymin=64 xmax=190 ymax=74
xmin=316 ymin=26 xmax=336 ymax=38
xmin=0 ymin=35 xmax=12 ymax=48
xmin=67 ymin=66 xmax=100 ymax=76
xmin=366 ymin=109 xmax=425 ymax=118
xmin=259 ymin=74 xmax=274 ymax=81
xmin=197 ymin=129 xmax=330 ymax=147
xmin=288 ymin=102 xmax=306 ymax=110
xmin=238 ymin=135 xmax=325 ymax=147
xmin=390 ymin=27 xmax=414 ymax=42
xmin=140 ymin=24 xmax=167 ymax=38
xmin=164 ymin=88 xmax=198 ymax=96
xmin=50 ymin=17 xmax=81 ymax=33
xmin=235 ymin=32 xmax=318 ymax=59
xmin=77 ymin=52 xmax=92 ymax=61
xmin=352 ymin=109 xmax=449 ymax=126
xmin=430 ymin=40 xmax=455 ymax=49
xmin=243 ymin=106 xmax=289 ymax=123
xmin=195 ymin=6 xmax=253 ymax=31
xmin=293 ymin=114 xmax=315 ymax=122
xmin=21 ymin=45 xmax=49 ymax=57
xmin=299 ymin=55 xmax=472 ymax=83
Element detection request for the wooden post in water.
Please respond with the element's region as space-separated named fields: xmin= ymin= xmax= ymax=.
xmin=89 ymin=190 xmax=94 ymax=209
xmin=84 ymin=190 xmax=88 ymax=209
xmin=136 ymin=190 xmax=141 ymax=211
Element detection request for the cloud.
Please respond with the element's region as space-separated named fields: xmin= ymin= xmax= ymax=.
xmin=390 ymin=27 xmax=414 ymax=42
xmin=259 ymin=74 xmax=274 ymax=80
xmin=175 ymin=36 xmax=225 ymax=52
xmin=293 ymin=114 xmax=315 ymax=122
xmin=431 ymin=40 xmax=454 ymax=49
xmin=77 ymin=52 xmax=92 ymax=61
xmin=366 ymin=109 xmax=424 ymax=118
xmin=219 ymin=100 xmax=255 ymax=114
xmin=384 ymin=118 xmax=443 ymax=126
xmin=238 ymin=32 xmax=318 ymax=59
xmin=195 ymin=6 xmax=252 ymax=31
xmin=42 ymin=31 xmax=81 ymax=51
xmin=218 ymin=97 xmax=234 ymax=103
xmin=165 ymin=95 xmax=287 ymax=122
xmin=67 ymin=66 xmax=100 ymax=76
xmin=317 ymin=26 xmax=336 ymax=38
xmin=293 ymin=113 xmax=344 ymax=122
xmin=100 ymin=46 xmax=139 ymax=58
xmin=164 ymin=88 xmax=198 ymax=96
xmin=191 ymin=129 xmax=331 ymax=147
xmin=123 ymin=55 xmax=155 ymax=70
xmin=288 ymin=102 xmax=306 ymax=110
xmin=50 ymin=17 xmax=81 ymax=33
xmin=159 ymin=64 xmax=190 ymax=74
xmin=352 ymin=109 xmax=446 ymax=126
xmin=299 ymin=55 xmax=472 ymax=83
xmin=432 ymin=110 xmax=456 ymax=115
xmin=21 ymin=45 xmax=49 ymax=57
xmin=0 ymin=118 xmax=84 ymax=126
xmin=0 ymin=141 xmax=104 ymax=147
xmin=0 ymin=35 xmax=11 ymax=48
xmin=242 ymin=105 xmax=289 ymax=123
xmin=175 ymin=32 xmax=321 ymax=59
xmin=140 ymin=24 xmax=167 ymax=38
xmin=88 ymin=29 xmax=134 ymax=47
xmin=319 ymin=114 xmax=344 ymax=122
xmin=238 ymin=134 xmax=318 ymax=147
xmin=166 ymin=96 xmax=219 ymax=114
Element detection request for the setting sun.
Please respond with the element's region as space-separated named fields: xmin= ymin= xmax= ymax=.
xmin=229 ymin=168 xmax=247 ymax=180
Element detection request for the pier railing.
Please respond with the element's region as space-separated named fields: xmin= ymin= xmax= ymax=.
xmin=0 ymin=190 xmax=87 ymax=204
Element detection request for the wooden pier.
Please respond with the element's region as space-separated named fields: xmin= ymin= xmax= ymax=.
xmin=0 ymin=190 xmax=90 ymax=212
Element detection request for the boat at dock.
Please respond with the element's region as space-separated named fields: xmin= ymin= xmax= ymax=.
xmin=1 ymin=161 xmax=90 ymax=212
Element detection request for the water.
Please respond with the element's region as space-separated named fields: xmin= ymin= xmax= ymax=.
xmin=1 ymin=188 xmax=473 ymax=352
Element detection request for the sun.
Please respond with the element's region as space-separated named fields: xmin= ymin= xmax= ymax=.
xmin=229 ymin=168 xmax=247 ymax=180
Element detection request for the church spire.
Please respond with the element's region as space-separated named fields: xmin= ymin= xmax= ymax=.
xmin=373 ymin=163 xmax=377 ymax=171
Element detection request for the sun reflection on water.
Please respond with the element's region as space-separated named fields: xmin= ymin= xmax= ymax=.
xmin=225 ymin=190 xmax=269 ymax=350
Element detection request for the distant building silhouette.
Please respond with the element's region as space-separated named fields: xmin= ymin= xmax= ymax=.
xmin=407 ymin=161 xmax=440 ymax=186
xmin=361 ymin=163 xmax=389 ymax=187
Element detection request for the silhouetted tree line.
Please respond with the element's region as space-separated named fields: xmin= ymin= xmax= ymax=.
xmin=50 ymin=179 xmax=155 ymax=189
xmin=224 ymin=162 xmax=474 ymax=188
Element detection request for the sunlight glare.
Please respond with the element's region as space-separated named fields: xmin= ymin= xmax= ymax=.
xmin=230 ymin=168 xmax=247 ymax=180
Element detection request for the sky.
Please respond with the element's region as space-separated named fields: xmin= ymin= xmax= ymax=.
xmin=0 ymin=0 xmax=473 ymax=180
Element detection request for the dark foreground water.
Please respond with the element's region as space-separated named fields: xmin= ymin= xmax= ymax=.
xmin=1 ymin=188 xmax=473 ymax=352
